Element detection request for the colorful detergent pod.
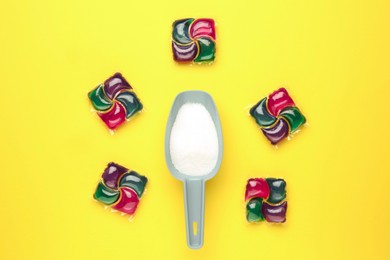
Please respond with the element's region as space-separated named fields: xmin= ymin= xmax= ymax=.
xmin=94 ymin=162 xmax=148 ymax=215
xmin=88 ymin=73 xmax=143 ymax=130
xmin=172 ymin=18 xmax=216 ymax=63
xmin=245 ymin=178 xmax=287 ymax=223
xmin=250 ymin=88 xmax=306 ymax=145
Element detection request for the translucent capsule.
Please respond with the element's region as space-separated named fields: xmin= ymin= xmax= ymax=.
xmin=88 ymin=73 xmax=143 ymax=130
xmin=172 ymin=18 xmax=216 ymax=63
xmin=250 ymin=88 xmax=306 ymax=145
xmin=245 ymin=178 xmax=287 ymax=223
xmin=93 ymin=162 xmax=148 ymax=216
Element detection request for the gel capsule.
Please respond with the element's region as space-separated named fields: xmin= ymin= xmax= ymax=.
xmin=250 ymin=88 xmax=306 ymax=145
xmin=245 ymin=178 xmax=287 ymax=223
xmin=88 ymin=73 xmax=143 ymax=130
xmin=93 ymin=162 xmax=148 ymax=216
xmin=172 ymin=18 xmax=216 ymax=63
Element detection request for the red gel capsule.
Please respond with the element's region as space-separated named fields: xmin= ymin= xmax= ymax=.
xmin=98 ymin=102 xmax=126 ymax=130
xmin=245 ymin=178 xmax=270 ymax=201
xmin=112 ymin=187 xmax=140 ymax=215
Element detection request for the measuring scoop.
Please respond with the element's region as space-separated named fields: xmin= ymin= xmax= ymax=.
xmin=164 ymin=90 xmax=223 ymax=249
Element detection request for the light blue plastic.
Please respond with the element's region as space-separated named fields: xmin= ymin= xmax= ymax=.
xmin=164 ymin=90 xmax=223 ymax=249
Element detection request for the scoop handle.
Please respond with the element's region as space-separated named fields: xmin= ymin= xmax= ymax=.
xmin=184 ymin=179 xmax=205 ymax=249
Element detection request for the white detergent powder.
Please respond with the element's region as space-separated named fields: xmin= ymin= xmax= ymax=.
xmin=170 ymin=103 xmax=219 ymax=176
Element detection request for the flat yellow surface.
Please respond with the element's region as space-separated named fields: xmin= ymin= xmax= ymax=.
xmin=1 ymin=0 xmax=390 ymax=259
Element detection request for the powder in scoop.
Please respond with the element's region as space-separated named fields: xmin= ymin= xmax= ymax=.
xmin=170 ymin=103 xmax=219 ymax=176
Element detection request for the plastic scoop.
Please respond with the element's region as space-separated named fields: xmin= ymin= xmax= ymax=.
xmin=165 ymin=90 xmax=223 ymax=249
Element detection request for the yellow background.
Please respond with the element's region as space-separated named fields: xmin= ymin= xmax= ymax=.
xmin=1 ymin=0 xmax=389 ymax=259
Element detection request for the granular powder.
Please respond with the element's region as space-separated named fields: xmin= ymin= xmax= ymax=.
xmin=170 ymin=103 xmax=219 ymax=176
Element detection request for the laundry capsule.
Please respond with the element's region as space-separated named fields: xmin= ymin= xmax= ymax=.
xmin=245 ymin=178 xmax=287 ymax=223
xmin=172 ymin=18 xmax=216 ymax=64
xmin=250 ymin=88 xmax=306 ymax=145
xmin=88 ymin=73 xmax=143 ymax=131
xmin=93 ymin=162 xmax=148 ymax=216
